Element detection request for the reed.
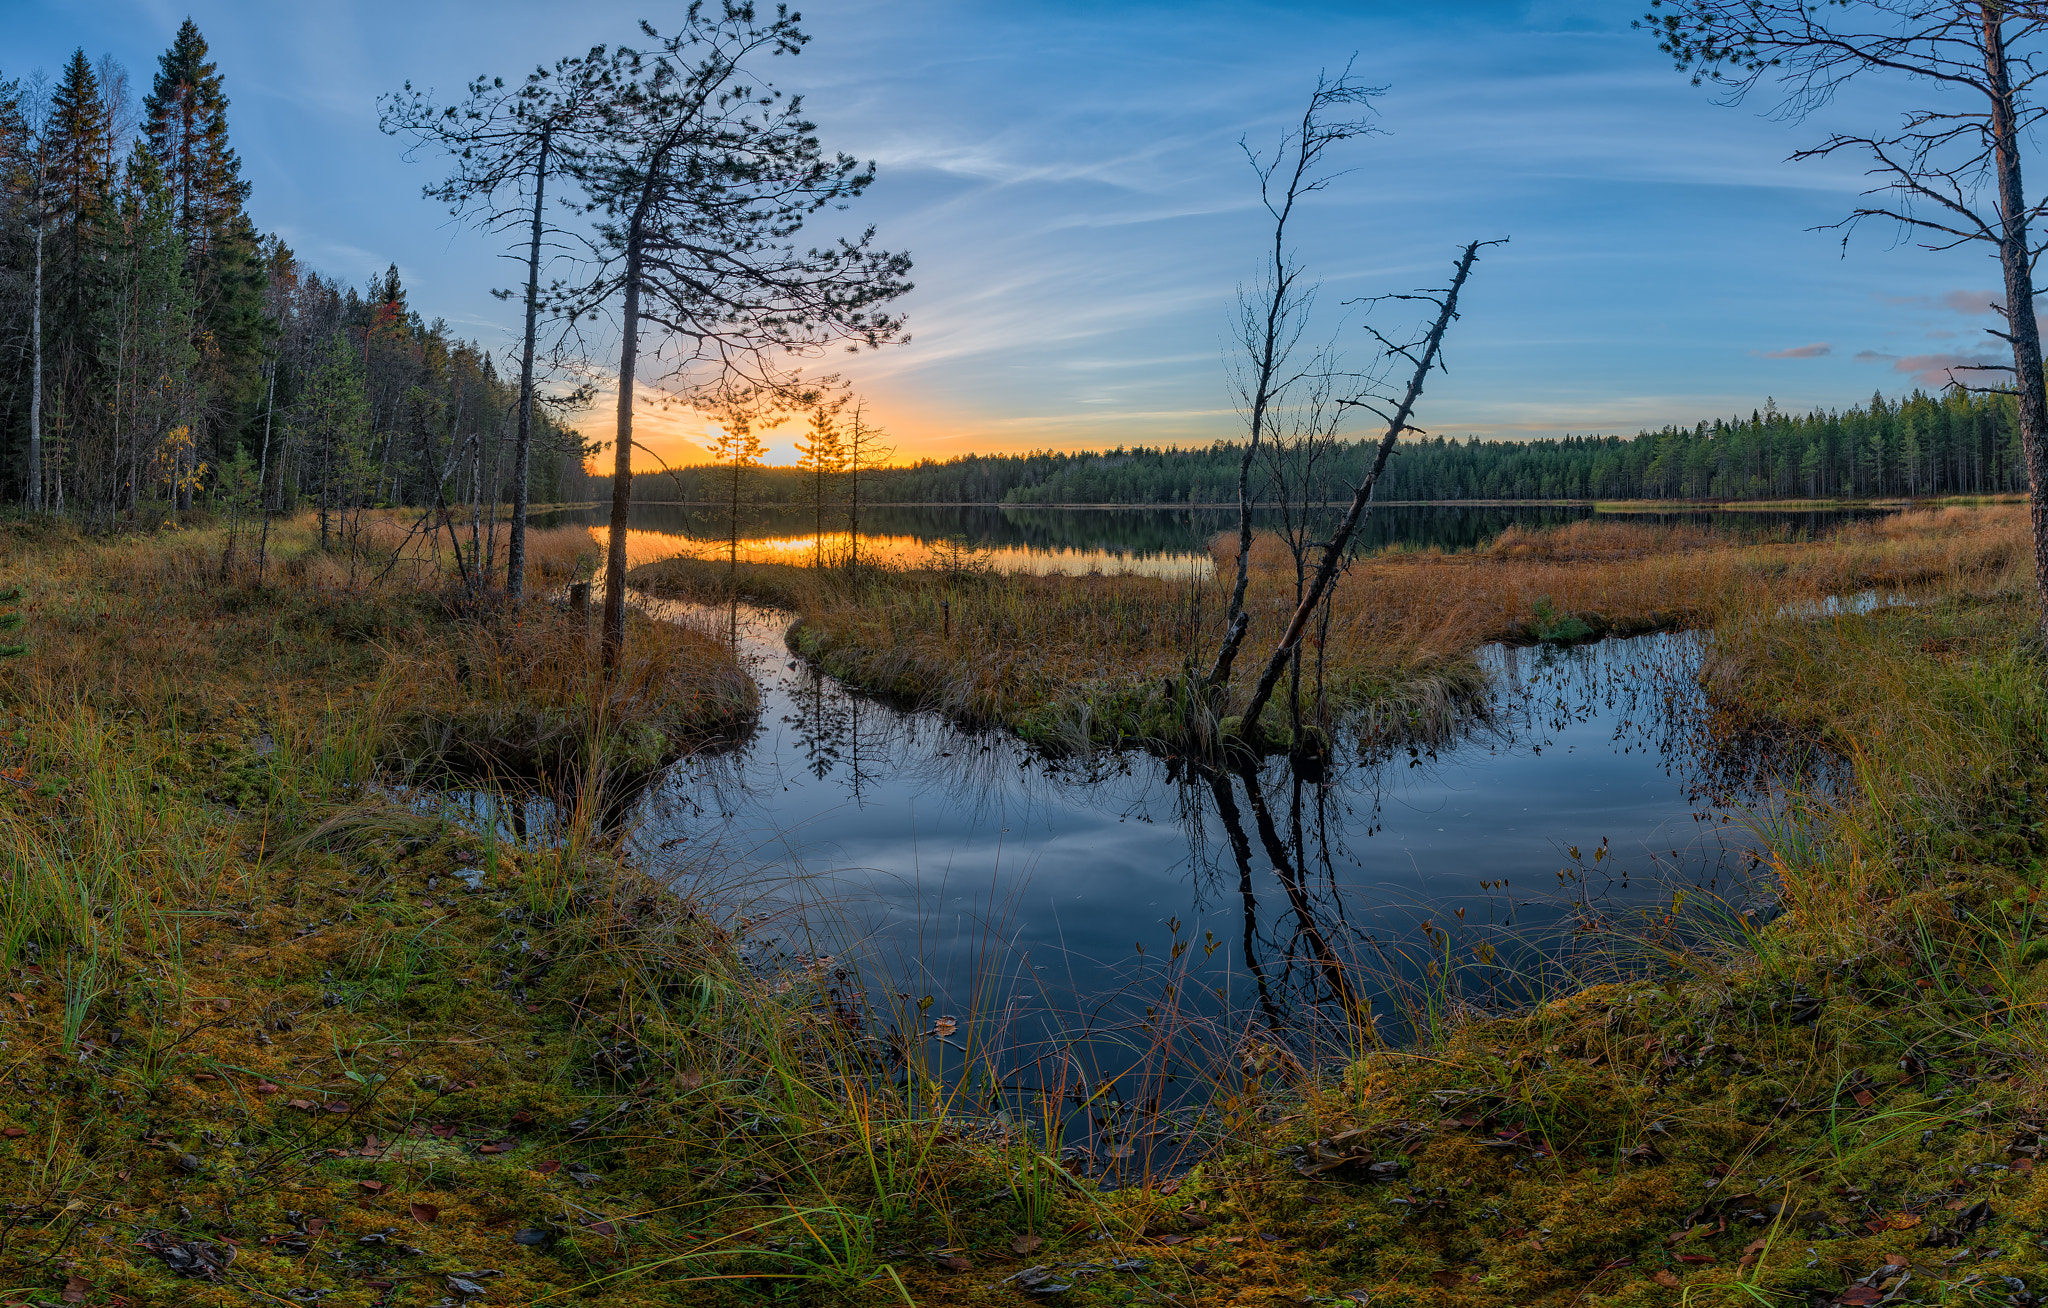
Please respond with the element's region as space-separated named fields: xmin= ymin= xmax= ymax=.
xmin=632 ymin=504 xmax=2030 ymax=758
xmin=8 ymin=504 xmax=2048 ymax=1305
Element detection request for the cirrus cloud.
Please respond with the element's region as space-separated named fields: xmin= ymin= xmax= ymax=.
xmin=1756 ymin=342 xmax=1831 ymax=359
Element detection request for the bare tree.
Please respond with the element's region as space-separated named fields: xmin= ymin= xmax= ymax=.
xmin=381 ymin=50 xmax=611 ymax=606
xmin=1643 ymin=0 xmax=2048 ymax=623
xmin=1205 ymin=67 xmax=1383 ymax=695
xmin=559 ymin=5 xmax=912 ymax=669
xmin=843 ymin=400 xmax=893 ymax=577
xmin=1236 ymin=240 xmax=1502 ymax=741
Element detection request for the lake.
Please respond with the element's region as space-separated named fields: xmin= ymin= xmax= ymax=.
xmin=529 ymin=502 xmax=1851 ymax=1169
xmin=536 ymin=500 xmax=1897 ymax=578
xmin=619 ymin=595 xmax=1817 ymax=1156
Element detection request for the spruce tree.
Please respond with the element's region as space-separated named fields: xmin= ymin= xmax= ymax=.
xmin=143 ymin=20 xmax=247 ymax=255
xmin=46 ymin=50 xmax=114 ymax=513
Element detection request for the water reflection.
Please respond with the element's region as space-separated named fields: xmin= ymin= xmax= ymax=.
xmin=627 ymin=603 xmax=1814 ymax=1119
xmin=537 ymin=500 xmax=1900 ymax=580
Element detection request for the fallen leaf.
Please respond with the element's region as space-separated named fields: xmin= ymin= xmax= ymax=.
xmin=509 ymin=1110 xmax=534 ymax=1126
xmin=358 ymin=1179 xmax=385 ymax=1195
xmin=1852 ymin=1089 xmax=1875 ymax=1108
xmin=1153 ymin=1234 xmax=1191 ymax=1246
xmin=409 ymin=1202 xmax=439 ymax=1224
xmin=1599 ymin=1258 xmax=1634 ymax=1271
xmin=1838 ymin=1289 xmax=1884 ymax=1307
xmin=212 ymin=998 xmax=231 ymax=1011
xmin=255 ymin=1083 xmax=280 ymax=1095
xmin=535 ymin=1160 xmax=561 ymax=1174
xmin=1157 ymin=1176 xmax=1181 ymax=1195
xmin=61 ymin=1276 xmax=91 ymax=1303
xmin=1945 ymin=1198 xmax=1971 ymax=1211
xmin=676 ymin=1071 xmax=704 ymax=1091
xmin=1653 ymin=1270 xmax=1681 ymax=1289
xmin=934 ymin=1017 xmax=958 ymax=1038
xmin=7 ymin=994 xmax=24 ymax=1007
xmin=286 ymin=1099 xmax=315 ymax=1110
xmin=1430 ymin=1271 xmax=1462 ymax=1289
xmin=586 ymin=1220 xmax=617 ymax=1236
xmin=1011 ymin=1234 xmax=1043 ymax=1256
xmin=933 ymin=1254 xmax=971 ymax=1272
xmin=322 ymin=1101 xmax=351 ymax=1114
xmin=1 ymin=1127 xmax=23 ymax=1138
xmin=192 ymin=1072 xmax=217 ymax=1082
xmin=478 ymin=1142 xmax=513 ymax=1154
xmin=1674 ymin=1254 xmax=1715 ymax=1265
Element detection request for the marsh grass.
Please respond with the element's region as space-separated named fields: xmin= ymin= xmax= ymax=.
xmin=633 ymin=504 xmax=2030 ymax=760
xmin=9 ymin=504 xmax=2048 ymax=1305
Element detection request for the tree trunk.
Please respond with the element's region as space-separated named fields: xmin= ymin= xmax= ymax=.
xmin=508 ymin=124 xmax=550 ymax=608
xmin=601 ymin=223 xmax=643 ymax=671
xmin=29 ymin=223 xmax=43 ymax=512
xmin=1981 ymin=3 xmax=2048 ymax=631
xmin=257 ymin=363 xmax=275 ymax=581
xmin=1238 ymin=240 xmax=1490 ymax=738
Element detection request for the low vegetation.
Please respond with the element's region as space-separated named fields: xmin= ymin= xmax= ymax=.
xmin=5 ymin=505 xmax=2048 ymax=1306
xmin=630 ymin=503 xmax=2029 ymax=756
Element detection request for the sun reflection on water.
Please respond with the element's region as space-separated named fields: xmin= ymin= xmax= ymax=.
xmin=589 ymin=526 xmax=1213 ymax=578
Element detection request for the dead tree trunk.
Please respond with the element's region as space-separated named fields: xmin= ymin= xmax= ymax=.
xmin=1237 ymin=240 xmax=1497 ymax=740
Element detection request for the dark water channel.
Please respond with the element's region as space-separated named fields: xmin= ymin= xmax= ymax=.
xmin=629 ymin=598 xmax=1814 ymax=1136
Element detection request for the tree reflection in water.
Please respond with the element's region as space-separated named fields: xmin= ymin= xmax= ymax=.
xmin=585 ymin=601 xmax=1835 ymax=1185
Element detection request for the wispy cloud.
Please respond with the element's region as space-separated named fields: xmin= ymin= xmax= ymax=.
xmin=1941 ymin=289 xmax=2005 ymax=315
xmin=1857 ymin=350 xmax=2005 ymax=386
xmin=1756 ymin=342 xmax=1831 ymax=359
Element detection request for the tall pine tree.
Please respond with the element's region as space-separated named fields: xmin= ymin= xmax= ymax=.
xmin=45 ymin=50 xmax=115 ymax=512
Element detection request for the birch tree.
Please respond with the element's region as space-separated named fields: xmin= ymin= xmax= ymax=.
xmin=1204 ymin=69 xmax=1382 ymax=695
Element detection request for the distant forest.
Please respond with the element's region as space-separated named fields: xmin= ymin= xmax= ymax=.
xmin=621 ymin=387 xmax=2026 ymax=506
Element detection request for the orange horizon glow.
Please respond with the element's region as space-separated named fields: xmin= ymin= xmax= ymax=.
xmin=589 ymin=526 xmax=1212 ymax=579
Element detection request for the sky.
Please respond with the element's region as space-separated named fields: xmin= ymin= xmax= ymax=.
xmin=5 ymin=0 xmax=2025 ymax=468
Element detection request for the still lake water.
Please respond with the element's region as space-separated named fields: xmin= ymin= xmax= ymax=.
xmin=584 ymin=504 xmax=1859 ymax=1108
xmin=538 ymin=500 xmax=1895 ymax=578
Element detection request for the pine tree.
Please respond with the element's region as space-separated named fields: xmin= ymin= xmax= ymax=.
xmin=143 ymin=20 xmax=247 ymax=255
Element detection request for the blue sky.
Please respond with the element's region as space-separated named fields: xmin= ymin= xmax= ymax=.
xmin=5 ymin=0 xmax=2018 ymax=464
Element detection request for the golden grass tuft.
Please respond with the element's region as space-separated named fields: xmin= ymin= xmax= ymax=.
xmin=633 ymin=504 xmax=2033 ymax=755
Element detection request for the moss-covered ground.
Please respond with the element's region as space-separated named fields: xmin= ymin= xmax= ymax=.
xmin=4 ymin=507 xmax=2048 ymax=1306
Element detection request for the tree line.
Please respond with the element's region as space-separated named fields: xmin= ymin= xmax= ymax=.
xmin=0 ymin=23 xmax=590 ymax=543
xmin=595 ymin=386 xmax=2024 ymax=507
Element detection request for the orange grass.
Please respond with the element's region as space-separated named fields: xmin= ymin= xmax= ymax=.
xmin=632 ymin=504 xmax=2031 ymax=752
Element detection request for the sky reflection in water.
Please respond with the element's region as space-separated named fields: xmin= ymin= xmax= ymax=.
xmin=632 ymin=599 xmax=1806 ymax=1101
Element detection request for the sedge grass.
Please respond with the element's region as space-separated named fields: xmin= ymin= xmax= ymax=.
xmin=7 ymin=504 xmax=2048 ymax=1304
xmin=632 ymin=503 xmax=2030 ymax=758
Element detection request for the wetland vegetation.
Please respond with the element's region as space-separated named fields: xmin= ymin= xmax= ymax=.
xmin=0 ymin=500 xmax=2043 ymax=1307
xmin=13 ymin=5 xmax=2048 ymax=1306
